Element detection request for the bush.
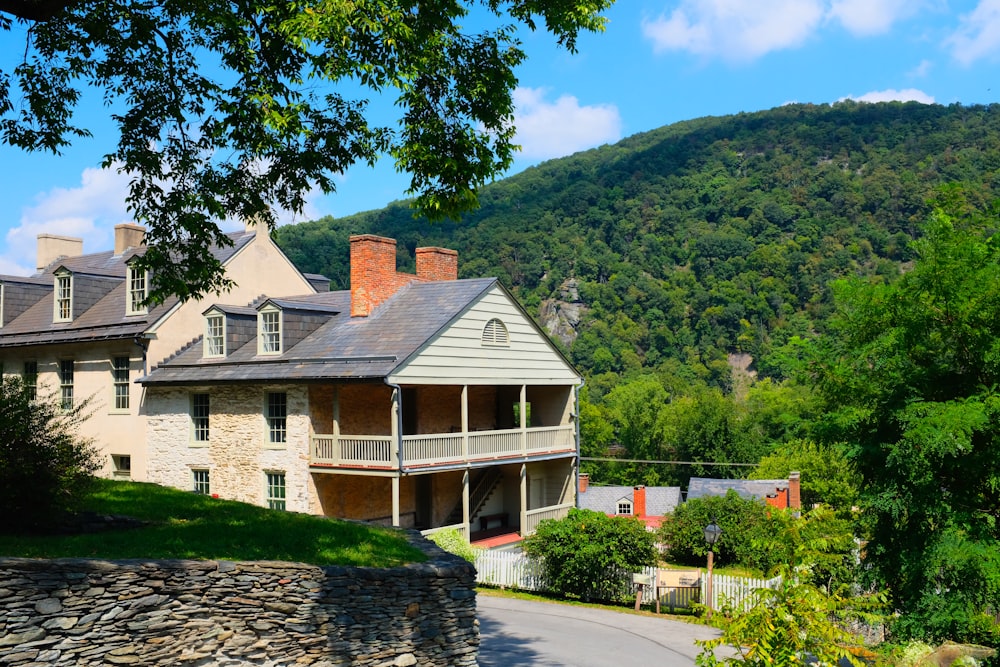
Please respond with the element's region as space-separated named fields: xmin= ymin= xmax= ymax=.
xmin=427 ymin=528 xmax=480 ymax=563
xmin=0 ymin=376 xmax=100 ymax=533
xmin=523 ymin=508 xmax=658 ymax=603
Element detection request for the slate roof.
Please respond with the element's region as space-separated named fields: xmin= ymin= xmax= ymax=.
xmin=140 ymin=278 xmax=499 ymax=384
xmin=0 ymin=231 xmax=257 ymax=348
xmin=686 ymin=477 xmax=790 ymax=502
xmin=579 ymin=485 xmax=682 ymax=517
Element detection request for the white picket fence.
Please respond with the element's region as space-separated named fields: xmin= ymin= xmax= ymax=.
xmin=473 ymin=549 xmax=781 ymax=610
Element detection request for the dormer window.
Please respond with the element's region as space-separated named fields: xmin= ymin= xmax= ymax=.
xmin=258 ymin=306 xmax=282 ymax=355
xmin=482 ymin=318 xmax=509 ymax=346
xmin=126 ymin=264 xmax=148 ymax=315
xmin=54 ymin=270 xmax=72 ymax=322
xmin=204 ymin=312 xmax=225 ymax=358
xmin=617 ymin=500 xmax=633 ymax=516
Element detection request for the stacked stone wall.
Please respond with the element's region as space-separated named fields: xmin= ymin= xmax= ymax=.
xmin=0 ymin=537 xmax=478 ymax=667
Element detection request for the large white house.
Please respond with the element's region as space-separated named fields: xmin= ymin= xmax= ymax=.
xmin=139 ymin=234 xmax=583 ymax=540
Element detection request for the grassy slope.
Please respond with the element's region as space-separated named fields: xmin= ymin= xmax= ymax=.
xmin=0 ymin=479 xmax=427 ymax=567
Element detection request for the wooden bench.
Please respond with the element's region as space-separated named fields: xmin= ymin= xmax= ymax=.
xmin=479 ymin=512 xmax=509 ymax=531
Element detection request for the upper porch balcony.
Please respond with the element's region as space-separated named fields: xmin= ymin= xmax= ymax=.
xmin=310 ymin=424 xmax=576 ymax=470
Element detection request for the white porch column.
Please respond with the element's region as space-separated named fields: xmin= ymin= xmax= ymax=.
xmin=332 ymin=386 xmax=341 ymax=463
xmin=519 ymin=384 xmax=527 ymax=456
xmin=390 ymin=387 xmax=400 ymax=468
xmin=461 ymin=385 xmax=469 ymax=460
xmin=392 ymin=476 xmax=400 ymax=527
xmin=462 ymin=470 xmax=471 ymax=536
xmin=519 ymin=463 xmax=528 ymax=536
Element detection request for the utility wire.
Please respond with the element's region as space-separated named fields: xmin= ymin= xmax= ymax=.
xmin=580 ymin=456 xmax=758 ymax=467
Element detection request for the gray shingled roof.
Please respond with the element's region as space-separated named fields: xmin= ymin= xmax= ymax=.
xmin=686 ymin=477 xmax=790 ymax=502
xmin=140 ymin=278 xmax=498 ymax=384
xmin=579 ymin=485 xmax=682 ymax=516
xmin=0 ymin=231 xmax=260 ymax=348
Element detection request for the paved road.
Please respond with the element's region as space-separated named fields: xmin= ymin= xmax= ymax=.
xmin=477 ymin=595 xmax=724 ymax=667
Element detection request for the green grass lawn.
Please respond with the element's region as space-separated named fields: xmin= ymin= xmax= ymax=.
xmin=0 ymin=478 xmax=427 ymax=567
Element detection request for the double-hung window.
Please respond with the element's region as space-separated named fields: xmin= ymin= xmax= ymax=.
xmin=266 ymin=392 xmax=287 ymax=444
xmin=59 ymin=360 xmax=74 ymax=410
xmin=266 ymin=472 xmax=286 ymax=510
xmin=126 ymin=266 xmax=148 ymax=315
xmin=205 ymin=314 xmax=225 ymax=357
xmin=191 ymin=393 xmax=210 ymax=443
xmin=193 ymin=469 xmax=211 ymax=495
xmin=259 ymin=307 xmax=281 ymax=354
xmin=112 ymin=356 xmax=130 ymax=411
xmin=23 ymin=361 xmax=37 ymax=400
xmin=54 ymin=272 xmax=72 ymax=322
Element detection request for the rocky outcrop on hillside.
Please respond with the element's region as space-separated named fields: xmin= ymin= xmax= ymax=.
xmin=538 ymin=278 xmax=587 ymax=348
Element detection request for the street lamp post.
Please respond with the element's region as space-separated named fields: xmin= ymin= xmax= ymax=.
xmin=703 ymin=521 xmax=722 ymax=618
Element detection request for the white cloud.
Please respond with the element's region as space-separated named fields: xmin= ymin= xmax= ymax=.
xmin=908 ymin=59 xmax=933 ymax=78
xmin=512 ymin=87 xmax=622 ymax=160
xmin=946 ymin=0 xmax=1000 ymax=66
xmin=641 ymin=0 xmax=825 ymax=63
xmin=839 ymin=88 xmax=935 ymax=103
xmin=3 ymin=167 xmax=132 ymax=275
xmin=828 ymin=0 xmax=917 ymax=36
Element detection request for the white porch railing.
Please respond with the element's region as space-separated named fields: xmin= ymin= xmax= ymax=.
xmin=523 ymin=502 xmax=574 ymax=535
xmin=311 ymin=425 xmax=575 ymax=468
xmin=420 ymin=522 xmax=468 ymax=541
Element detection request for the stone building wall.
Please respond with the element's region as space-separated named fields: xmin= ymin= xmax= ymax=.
xmin=0 ymin=536 xmax=478 ymax=667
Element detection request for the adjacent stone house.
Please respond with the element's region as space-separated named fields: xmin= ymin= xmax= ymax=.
xmin=686 ymin=473 xmax=802 ymax=511
xmin=576 ymin=473 xmax=681 ymax=530
xmin=0 ymin=223 xmax=319 ymax=481
xmin=139 ymin=234 xmax=583 ymax=540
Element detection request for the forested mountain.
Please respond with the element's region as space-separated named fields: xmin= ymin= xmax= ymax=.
xmin=278 ymin=101 xmax=1000 ymax=392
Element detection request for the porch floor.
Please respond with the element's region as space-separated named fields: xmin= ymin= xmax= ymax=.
xmin=470 ymin=528 xmax=523 ymax=550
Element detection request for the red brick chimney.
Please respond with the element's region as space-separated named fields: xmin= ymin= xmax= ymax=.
xmin=766 ymin=488 xmax=789 ymax=510
xmin=416 ymin=247 xmax=458 ymax=281
xmin=579 ymin=473 xmax=589 ymax=494
xmin=633 ymin=486 xmax=647 ymax=518
xmin=788 ymin=471 xmax=801 ymax=510
xmin=350 ymin=235 xmax=459 ymax=317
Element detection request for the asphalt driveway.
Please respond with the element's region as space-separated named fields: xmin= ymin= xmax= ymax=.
xmin=477 ymin=595 xmax=724 ymax=666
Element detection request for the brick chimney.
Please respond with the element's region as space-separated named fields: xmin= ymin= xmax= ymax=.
xmin=416 ymin=247 xmax=458 ymax=281
xmin=766 ymin=488 xmax=789 ymax=510
xmin=788 ymin=471 xmax=801 ymax=510
xmin=37 ymin=234 xmax=83 ymax=272
xmin=578 ymin=473 xmax=589 ymax=494
xmin=350 ymin=235 xmax=459 ymax=317
xmin=114 ymin=223 xmax=146 ymax=255
xmin=633 ymin=486 xmax=647 ymax=518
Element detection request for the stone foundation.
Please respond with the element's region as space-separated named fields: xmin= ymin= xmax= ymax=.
xmin=0 ymin=535 xmax=478 ymax=667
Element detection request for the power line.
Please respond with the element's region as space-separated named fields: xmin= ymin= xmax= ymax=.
xmin=580 ymin=456 xmax=758 ymax=467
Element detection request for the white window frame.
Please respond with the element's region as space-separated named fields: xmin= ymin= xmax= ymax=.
xmin=112 ymin=454 xmax=131 ymax=478
xmin=191 ymin=393 xmax=210 ymax=445
xmin=617 ymin=500 xmax=633 ymax=516
xmin=265 ymin=392 xmax=287 ymax=446
xmin=258 ymin=306 xmax=282 ymax=355
xmin=482 ymin=318 xmax=510 ymax=347
xmin=112 ymin=356 xmax=130 ymax=412
xmin=54 ymin=271 xmax=73 ymax=322
xmin=59 ymin=359 xmax=74 ymax=410
xmin=193 ymin=468 xmax=211 ymax=495
xmin=126 ymin=265 xmax=149 ymax=315
xmin=204 ymin=313 xmax=226 ymax=358
xmin=266 ymin=471 xmax=286 ymax=510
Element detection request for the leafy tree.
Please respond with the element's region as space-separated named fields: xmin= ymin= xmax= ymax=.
xmin=523 ymin=508 xmax=657 ymax=603
xmin=814 ymin=202 xmax=1000 ymax=647
xmin=751 ymin=439 xmax=859 ymax=512
xmin=0 ymin=376 xmax=100 ymax=533
xmin=1 ymin=0 xmax=612 ymax=302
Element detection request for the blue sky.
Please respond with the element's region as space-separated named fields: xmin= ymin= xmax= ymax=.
xmin=1 ymin=0 xmax=999 ymax=275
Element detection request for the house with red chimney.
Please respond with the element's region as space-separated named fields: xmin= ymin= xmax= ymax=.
xmin=140 ymin=234 xmax=583 ymax=543
xmin=576 ymin=474 xmax=682 ymax=530
xmin=686 ymin=473 xmax=802 ymax=512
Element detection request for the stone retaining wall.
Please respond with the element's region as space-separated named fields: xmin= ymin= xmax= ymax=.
xmin=0 ymin=536 xmax=478 ymax=667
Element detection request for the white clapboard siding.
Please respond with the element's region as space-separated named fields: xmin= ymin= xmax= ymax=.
xmin=391 ymin=286 xmax=580 ymax=385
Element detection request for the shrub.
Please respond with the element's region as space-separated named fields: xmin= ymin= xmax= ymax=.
xmin=0 ymin=376 xmax=100 ymax=533
xmin=427 ymin=528 xmax=480 ymax=563
xmin=523 ymin=508 xmax=657 ymax=603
